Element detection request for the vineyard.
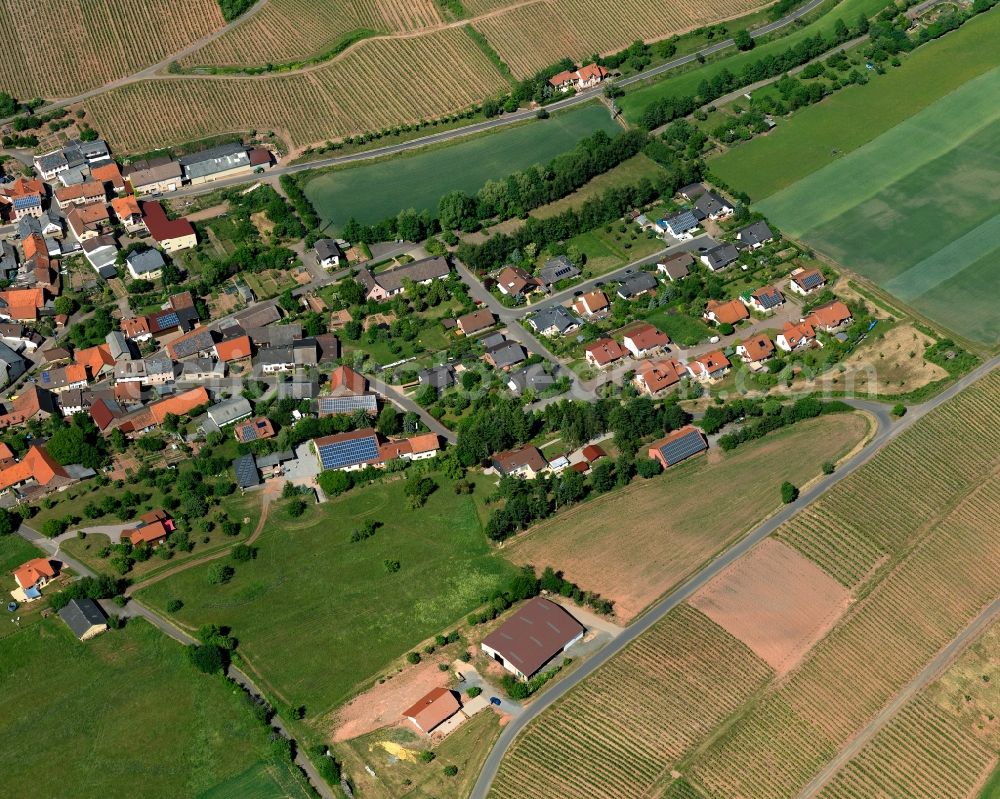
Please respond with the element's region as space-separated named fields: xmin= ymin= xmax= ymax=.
xmin=472 ymin=6 xmax=588 ymax=78
xmin=0 ymin=0 xmax=223 ymax=98
xmin=487 ymin=605 xmax=773 ymax=799
xmin=180 ymin=0 xmax=443 ymax=68
xmin=84 ymin=27 xmax=509 ymax=151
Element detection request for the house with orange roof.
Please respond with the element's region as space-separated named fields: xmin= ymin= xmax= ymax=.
xmin=0 ymin=177 xmax=44 ymax=221
xmin=214 ymin=335 xmax=252 ymax=363
xmin=776 ymin=320 xmax=817 ymax=352
xmin=54 ymin=180 xmax=105 ymax=210
xmin=13 ymin=557 xmax=57 ymax=592
xmin=572 ymin=289 xmax=609 ymax=317
xmin=549 ymin=63 xmax=609 ymax=92
xmin=803 ymin=300 xmax=853 ymax=332
xmin=122 ymin=512 xmax=175 ymax=547
xmin=403 ymin=687 xmax=462 ymax=734
xmin=75 ymin=344 xmax=115 ymax=380
xmin=0 ymin=287 xmax=46 ymax=322
xmin=634 ymin=358 xmax=687 ymax=396
xmin=110 ymin=195 xmax=145 ymax=233
xmin=687 ymin=350 xmax=731 ymax=382
xmin=0 ymin=445 xmax=70 ymax=494
xmin=736 ymin=334 xmax=776 ymax=368
xmin=703 ymin=298 xmax=749 ymax=327
xmin=113 ymin=386 xmax=210 ymax=436
xmin=38 ymin=362 xmax=88 ymax=392
xmin=330 ymin=364 xmax=368 ymax=395
xmin=91 ymin=162 xmax=125 ymax=193
xmin=647 ymin=426 xmax=708 ymax=469
xmin=584 ymin=338 xmax=626 ymax=369
xmin=0 ymin=385 xmax=59 ymax=429
xmin=622 ymin=323 xmax=670 ymax=359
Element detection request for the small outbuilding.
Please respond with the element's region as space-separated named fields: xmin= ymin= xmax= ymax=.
xmin=402 ymin=687 xmax=462 ymax=734
xmin=58 ymin=597 xmax=108 ymax=641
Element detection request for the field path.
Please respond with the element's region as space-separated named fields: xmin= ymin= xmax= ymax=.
xmin=469 ymin=355 xmax=1000 ymax=799
xmin=796 ymin=594 xmax=1000 ymax=798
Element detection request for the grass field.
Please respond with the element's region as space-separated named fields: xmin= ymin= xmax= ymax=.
xmin=0 ymin=0 xmax=223 ymax=97
xmin=489 ymin=369 xmax=1000 ymax=799
xmin=709 ymin=10 xmax=1000 ymax=199
xmin=506 ymin=413 xmax=870 ymax=621
xmin=0 ymin=617 xmax=309 ymax=798
xmin=752 ymin=57 xmax=1000 ymax=345
xmin=303 ymin=104 xmax=621 ymax=232
xmin=137 ymin=479 xmax=517 ymax=720
xmin=531 ymin=153 xmax=666 ymax=220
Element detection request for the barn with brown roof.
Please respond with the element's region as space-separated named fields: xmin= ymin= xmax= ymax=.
xmin=481 ymin=597 xmax=585 ymax=680
xmin=402 ymin=687 xmax=462 ymax=734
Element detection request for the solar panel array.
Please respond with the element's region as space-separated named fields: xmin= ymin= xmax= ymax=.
xmin=657 ymin=430 xmax=707 ymax=466
xmin=756 ymin=289 xmax=783 ymax=310
xmin=317 ymin=435 xmax=379 ymax=470
xmin=155 ymin=311 xmax=179 ymax=329
xmin=318 ymin=395 xmax=377 ymax=415
xmin=14 ymin=196 xmax=38 ymax=210
xmin=237 ymin=422 xmax=259 ymax=441
xmin=800 ymin=271 xmax=824 ymax=290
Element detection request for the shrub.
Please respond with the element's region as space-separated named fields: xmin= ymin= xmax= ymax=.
xmin=821 ymin=461 xmax=835 ymax=475
xmin=187 ymin=643 xmax=227 ymax=674
xmin=443 ymin=765 xmax=458 ymax=777
xmin=781 ymin=481 xmax=799 ymax=504
xmin=287 ymin=498 xmax=307 ymax=517
xmin=419 ymin=750 xmax=435 ymax=763
xmin=384 ymin=559 xmax=401 ymax=573
xmin=208 ymin=563 xmax=235 ymax=584
xmin=166 ymin=599 xmax=183 ymax=613
xmin=232 ymin=543 xmax=255 ymax=562
xmin=406 ymin=652 xmax=421 ymax=664
xmin=892 ymin=403 xmax=907 ymax=417
xmin=466 ymin=686 xmax=482 ymax=698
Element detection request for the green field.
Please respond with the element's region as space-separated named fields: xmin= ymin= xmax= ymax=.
xmin=709 ymin=9 xmax=1000 ymax=199
xmin=756 ymin=62 xmax=1000 ymax=345
xmin=138 ymin=480 xmax=516 ymax=719
xmin=618 ymin=0 xmax=889 ymax=124
xmin=0 ymin=617 xmax=309 ymax=798
xmin=304 ymin=104 xmax=621 ymax=232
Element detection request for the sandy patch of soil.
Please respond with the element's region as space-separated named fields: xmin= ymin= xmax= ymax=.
xmin=689 ymin=538 xmax=852 ymax=676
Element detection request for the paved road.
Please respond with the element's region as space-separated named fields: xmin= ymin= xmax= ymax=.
xmin=369 ymin=374 xmax=457 ymax=444
xmin=470 ymin=354 xmax=1000 ymax=798
xmin=797 ymin=594 xmax=1000 ymax=797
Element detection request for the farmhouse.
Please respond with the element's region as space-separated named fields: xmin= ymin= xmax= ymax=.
xmin=616 ymin=271 xmax=657 ymax=299
xmin=528 ymin=306 xmax=580 ymax=337
xmin=743 ymin=285 xmax=784 ymax=313
xmin=549 ymin=63 xmax=609 ymax=92
xmin=58 ymin=597 xmax=108 ymax=641
xmin=314 ymin=428 xmax=383 ymax=472
xmin=687 ymin=350 xmax=731 ymax=382
xmin=572 ymin=289 xmax=609 ymax=317
xmin=647 ymin=426 xmax=708 ymax=469
xmin=53 ymin=181 xmax=105 ymax=210
xmin=167 ymin=327 xmax=216 ymax=360
xmin=699 ymin=243 xmax=739 ymax=271
xmin=496 ymin=265 xmax=539 ymax=298
xmin=584 ymin=338 xmax=626 ymax=369
xmin=736 ymin=220 xmax=775 ymax=249
xmin=0 ymin=445 xmax=71 ymax=496
xmin=704 ymin=298 xmax=749 ymax=326
xmin=456 ymin=308 xmax=495 ymax=336
xmin=142 ymin=202 xmax=196 ymax=252
xmin=657 ymin=253 xmax=692 ymax=281
xmin=357 ymin=256 xmax=450 ymax=301
xmin=481 ymin=597 xmax=585 ymax=680
xmin=788 ymin=267 xmax=826 ymax=295
xmin=634 ymin=358 xmax=686 ymax=396
xmin=492 ymin=445 xmax=547 ymax=479
xmin=777 ymin=320 xmax=816 ymax=351
xmin=622 ymin=323 xmax=669 ymax=358
xmin=403 ymin=687 xmax=462 ymax=734
xmin=539 ymin=255 xmax=580 ymax=286
xmin=214 ymin=334 xmax=253 ymax=363
xmin=737 ymin=334 xmax=776 ymax=368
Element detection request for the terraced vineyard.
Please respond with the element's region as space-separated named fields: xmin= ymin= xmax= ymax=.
xmin=0 ymin=0 xmax=223 ymax=97
xmin=488 ymin=605 xmax=773 ymax=799
xmin=181 ymin=0 xmax=443 ymax=68
xmin=85 ymin=27 xmax=509 ymax=151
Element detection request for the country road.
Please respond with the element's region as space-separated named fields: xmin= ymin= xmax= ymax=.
xmin=469 ymin=354 xmax=1000 ymax=798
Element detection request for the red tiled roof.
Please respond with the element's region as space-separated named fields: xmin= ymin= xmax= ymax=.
xmin=111 ymin=195 xmax=142 ymax=219
xmin=149 ymin=387 xmax=209 ymax=424
xmin=124 ymin=520 xmax=170 ymax=546
xmin=91 ymin=162 xmax=125 ymax=189
xmin=574 ymin=290 xmax=608 ymax=315
xmin=692 ymin=350 xmax=731 ymax=375
xmin=54 ymin=181 xmax=105 ymax=204
xmin=214 ymin=335 xmax=252 ymax=362
xmin=330 ymin=365 xmax=367 ymax=394
xmin=402 ymin=687 xmax=461 ymax=733
xmin=0 ymin=445 xmax=68 ymax=491
xmin=407 ymin=433 xmax=440 ymax=455
xmin=141 ymin=201 xmax=194 ymax=242
xmin=740 ymin=335 xmax=775 ymax=362
xmin=585 ymin=338 xmax=626 ymax=366
xmin=705 ymin=299 xmax=749 ymax=325
xmin=637 ymin=358 xmax=686 ymax=394
xmin=624 ymin=323 xmax=670 ymax=352
xmin=804 ymin=301 xmax=852 ymax=330
xmin=14 ymin=557 xmax=55 ymax=589
xmin=75 ymin=344 xmax=115 ymax=379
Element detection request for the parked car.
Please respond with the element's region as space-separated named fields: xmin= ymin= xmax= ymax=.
xmin=489 ymin=696 xmax=502 ymax=706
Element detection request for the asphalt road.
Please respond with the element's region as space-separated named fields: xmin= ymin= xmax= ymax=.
xmin=469 ymin=354 xmax=1000 ymax=799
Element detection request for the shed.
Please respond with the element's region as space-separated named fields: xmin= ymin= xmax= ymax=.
xmin=58 ymin=598 xmax=108 ymax=640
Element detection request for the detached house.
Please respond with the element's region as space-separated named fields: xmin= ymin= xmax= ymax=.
xmin=528 ymin=306 xmax=580 ymax=337
xmin=694 ymin=190 xmax=734 ymax=220
xmin=67 ymin=204 xmax=111 ymax=242
xmin=657 ymin=252 xmax=692 ymax=281
xmin=634 ymin=358 xmax=686 ymax=396
xmin=622 ymin=323 xmax=669 ymax=358
xmin=584 ymin=338 xmax=626 ymax=369
xmin=496 ymin=265 xmax=539 ymax=298
xmin=662 ymin=210 xmax=699 ymax=240
xmin=111 ymin=195 xmax=146 ymax=233
xmin=492 ymin=445 xmax=548 ymax=479
xmin=704 ymin=298 xmax=749 ymax=327
xmin=687 ymin=350 xmax=731 ymax=382
xmin=314 ymin=238 xmax=344 ymax=268
xmin=538 ymin=255 xmax=579 ymax=287
xmin=13 ymin=557 xmax=57 ymax=598
xmin=700 ymin=243 xmax=739 ymax=272
xmin=549 ymin=63 xmax=609 ymax=92
xmin=777 ymin=320 xmax=817 ymax=352
xmin=456 ymin=308 xmax=495 ymax=336
xmin=572 ymin=289 xmax=609 ymax=317
xmin=804 ymin=300 xmax=853 ymax=331
xmin=616 ymin=271 xmax=657 ymax=300
xmin=736 ymin=220 xmax=774 ymax=250
xmin=356 ymin=256 xmax=450 ymax=301
xmin=789 ymin=267 xmax=826 ymax=295
xmin=743 ymin=285 xmax=784 ymax=314
xmin=737 ymin=334 xmax=776 ymax=368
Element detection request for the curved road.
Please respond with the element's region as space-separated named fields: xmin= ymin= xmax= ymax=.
xmin=470 ymin=355 xmax=1000 ymax=799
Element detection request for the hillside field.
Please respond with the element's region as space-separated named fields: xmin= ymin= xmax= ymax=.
xmin=0 ymin=618 xmax=310 ymax=798
xmin=302 ymin=104 xmax=621 ymax=232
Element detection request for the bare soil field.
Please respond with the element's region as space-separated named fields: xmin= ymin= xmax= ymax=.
xmin=689 ymin=538 xmax=851 ymax=676
xmin=505 ymin=413 xmax=870 ymax=621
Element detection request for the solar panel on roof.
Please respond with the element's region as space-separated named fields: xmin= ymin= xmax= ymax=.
xmin=41 ymin=371 xmax=51 ymax=383
xmin=239 ymin=423 xmax=258 ymax=441
xmin=801 ymin=272 xmax=823 ymax=289
xmin=156 ymin=311 xmax=179 ymax=328
xmin=757 ymin=290 xmax=782 ymax=310
xmin=657 ymin=430 xmax=708 ymax=466
xmin=317 ymin=436 xmax=379 ymax=470
xmin=318 ymin=395 xmax=377 ymax=414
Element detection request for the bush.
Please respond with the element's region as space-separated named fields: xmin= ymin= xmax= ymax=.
xmin=636 ymin=458 xmax=662 ymax=478
xmin=318 ymin=470 xmax=352 ymax=496
xmin=166 ymin=599 xmax=184 ymax=613
xmin=208 ymin=563 xmax=235 ymax=584
xmin=287 ymin=498 xmax=307 ymax=518
xmin=419 ymin=750 xmax=435 ymax=763
xmin=781 ymin=481 xmax=799 ymax=504
xmin=821 ymin=461 xmax=835 ymax=475
xmin=406 ymin=652 xmax=421 ymax=664
xmin=384 ymin=559 xmax=401 ymax=573
xmin=232 ymin=543 xmax=255 ymax=562
xmin=188 ymin=643 xmax=227 ymax=674
xmin=892 ymin=403 xmax=907 ymax=417
xmin=466 ymin=686 xmax=482 ymax=698
xmin=443 ymin=765 xmax=458 ymax=777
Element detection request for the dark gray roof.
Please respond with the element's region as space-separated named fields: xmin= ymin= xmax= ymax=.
xmin=315 ymin=239 xmax=344 ymax=260
xmin=507 ymin=364 xmax=557 ymax=395
xmin=277 ymin=378 xmax=318 ymax=399
xmin=529 ymin=305 xmax=579 ymax=335
xmin=617 ymin=271 xmax=658 ymax=298
xmin=178 ymin=142 xmax=246 ymax=166
xmin=233 ymin=454 xmax=260 ymax=488
xmin=695 ymin=191 xmax=733 ymax=218
xmin=171 ymin=328 xmax=215 ymax=358
xmin=36 ymin=151 xmax=67 ymax=172
xmin=679 ymin=182 xmax=706 ymax=200
xmin=245 ymin=322 xmax=301 ymax=348
xmin=539 ymin=256 xmax=579 ymax=286
xmin=418 ymin=364 xmax=454 ymax=389
xmin=480 ymin=332 xmax=506 ymax=350
xmin=737 ymin=220 xmax=774 ymax=248
xmin=664 ymin=210 xmax=699 ymax=234
xmin=126 ymin=249 xmax=166 ymax=275
xmin=486 ymin=341 xmax=526 ymax=369
xmin=293 ymin=338 xmax=318 ymax=366
xmin=255 ymin=345 xmax=296 ymax=366
xmin=702 ymin=243 xmax=739 ymax=270
xmin=256 ymin=450 xmax=293 ymax=469
xmin=359 ymin=256 xmax=450 ymax=294
xmin=58 ymin=598 xmax=107 ymax=638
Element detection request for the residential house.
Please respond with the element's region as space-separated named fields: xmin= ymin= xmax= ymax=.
xmin=491 ymin=445 xmax=548 ymax=479
xmin=403 ymin=687 xmax=462 ymax=735
xmin=53 ymin=181 xmax=105 ymax=210
xmin=127 ymin=160 xmax=182 ymax=195
xmin=647 ymin=426 xmax=708 ymax=469
xmin=234 ymin=417 xmax=275 ymax=443
xmin=206 ymin=397 xmax=253 ymax=428
xmin=0 ymin=178 xmax=45 ymax=222
xmin=538 ymin=255 xmax=579 ymax=287
xmin=788 ymin=267 xmax=826 ymax=295
xmin=255 ymin=345 xmax=297 ymax=374
xmin=122 ymin=511 xmax=175 ymax=547
xmin=244 ymin=321 xmax=300 ymax=347
xmin=0 ymin=240 xmax=17 ymax=282
xmin=315 ymin=332 xmax=339 ymax=365
xmin=179 ymin=143 xmax=254 ymax=185
xmin=418 ymin=363 xmax=454 ymax=390
xmin=736 ymin=220 xmax=775 ymax=250
xmin=572 ymin=289 xmax=609 ymax=317
xmin=656 ymin=252 xmax=692 ymax=281
xmin=35 ymin=149 xmax=71 ymax=180
xmin=483 ymin=340 xmax=526 ymax=372
xmin=456 ymin=308 xmax=495 ymax=336
xmin=57 ymin=389 xmax=87 ymax=415
xmin=679 ymin=182 xmax=706 ymax=202
xmin=38 ymin=363 xmax=88 ymax=393
xmin=81 ymin=235 xmax=118 ymax=278
xmin=19 ymin=214 xmax=62 ymax=239
xmin=67 ymin=204 xmax=111 ymax=242
xmin=114 ymin=356 xmax=172 ymax=386
xmin=737 ymin=334 xmax=776 ymax=368
xmin=166 ymin=327 xmax=216 ymax=360
xmin=662 ymin=210 xmax=699 ymax=240
xmin=548 ymin=63 xmax=609 ymax=92
xmin=616 ymin=271 xmax=657 ymax=299
xmin=13 ymin=557 xmax=56 ymax=598
xmin=743 ymin=285 xmax=785 ymax=314
xmin=584 ymin=338 xmax=626 ymax=369
xmin=0 ymin=323 xmax=43 ymax=354
xmin=699 ymin=243 xmax=739 ymax=271
xmin=314 ymin=428 xmax=383 ymax=472
xmin=704 ymin=298 xmax=749 ymax=326
xmin=693 ymin=190 xmax=734 ymax=220
xmin=687 ymin=350 xmax=731 ymax=382
xmin=0 ymin=385 xmax=59 ymax=428
xmin=804 ymin=300 xmax=853 ymax=331
xmin=777 ymin=320 xmax=817 ymax=352
xmin=177 ymin=358 xmax=225 ymax=383
xmin=0 ymin=445 xmax=71 ymax=495
xmin=125 ymin=249 xmax=166 ymax=281
xmin=0 ymin=287 xmax=47 ymax=322
xmin=507 ymin=364 xmax=557 ymax=396
xmin=0 ymin=341 xmax=26 ymax=387
xmin=378 ymin=433 xmax=440 ymax=463
xmin=214 ymin=334 xmax=253 ymax=363
xmin=481 ymin=597 xmax=584 ymax=680
xmin=314 ymin=239 xmax=344 ymax=268
xmin=142 ymin=202 xmax=196 ymax=252
xmin=110 ymin=195 xmax=146 ymax=233
xmin=90 ymin=162 xmax=126 ymax=193
xmin=105 ymin=331 xmax=132 ymax=361
xmin=634 ymin=358 xmax=686 ymax=396
xmin=75 ymin=343 xmax=116 ymax=380
xmin=58 ymin=598 xmax=108 ymax=640
xmin=622 ymin=323 xmax=669 ymax=358
xmin=528 ymin=305 xmax=580 ymax=337
xmin=496 ymin=265 xmax=539 ymax=298
xmin=356 ymin=256 xmax=450 ymax=301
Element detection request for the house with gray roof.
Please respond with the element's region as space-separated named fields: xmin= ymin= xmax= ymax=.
xmin=538 ymin=255 xmax=579 ymax=287
xmin=105 ymin=331 xmax=132 ymax=361
xmin=663 ymin=210 xmax=699 ymax=240
xmin=736 ymin=220 xmax=775 ymax=250
xmin=617 ymin=271 xmax=658 ymax=299
xmin=694 ymin=190 xmax=734 ymax=221
xmin=0 ymin=341 xmax=26 ymax=387
xmin=483 ymin=340 xmax=526 ymax=372
xmin=206 ymin=397 xmax=253 ymax=428
xmin=356 ymin=256 xmax=450 ymax=301
xmin=82 ymin=235 xmax=118 ymax=279
xmin=233 ymin=453 xmax=261 ymax=489
xmin=528 ymin=306 xmax=580 ymax=337
xmin=418 ymin=364 xmax=455 ymax=389
xmin=699 ymin=243 xmax=740 ymax=272
xmin=0 ymin=240 xmax=17 ymax=282
xmin=126 ymin=248 xmax=166 ymax=280
xmin=58 ymin=598 xmax=108 ymax=640
xmin=507 ymin=364 xmax=558 ymax=396
xmin=315 ymin=238 xmax=345 ymax=268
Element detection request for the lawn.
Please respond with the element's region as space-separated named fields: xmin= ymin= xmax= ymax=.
xmin=504 ymin=413 xmax=871 ymax=621
xmin=756 ymin=59 xmax=1000 ymax=345
xmin=0 ymin=617 xmax=309 ymax=798
xmin=567 ymin=225 xmax=666 ymax=277
xmin=137 ymin=479 xmax=517 ymax=721
xmin=304 ymin=103 xmax=622 ymax=232
xmin=640 ymin=305 xmax=714 ymax=346
xmin=709 ymin=9 xmax=1000 ymax=199
xmin=618 ymin=0 xmax=889 ymax=124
